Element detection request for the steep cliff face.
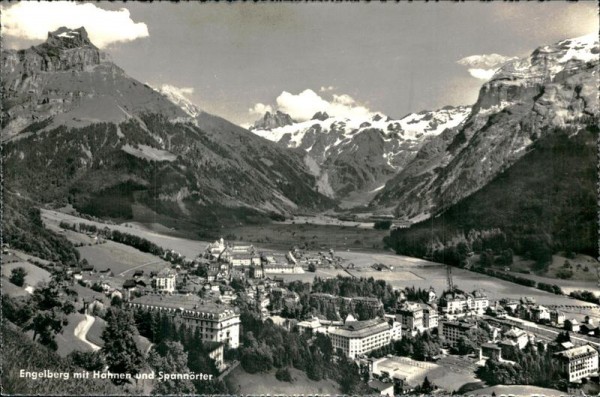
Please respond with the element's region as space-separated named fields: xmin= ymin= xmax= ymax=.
xmin=1 ymin=27 xmax=187 ymax=140
xmin=373 ymin=34 xmax=599 ymax=220
xmin=1 ymin=27 xmax=334 ymax=227
xmin=250 ymin=106 xmax=471 ymax=203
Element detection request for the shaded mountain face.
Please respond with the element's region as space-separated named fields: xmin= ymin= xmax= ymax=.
xmin=250 ymin=106 xmax=471 ymax=203
xmin=1 ymin=27 xmax=334 ymax=229
xmin=372 ymin=34 xmax=599 ymax=220
xmin=385 ymin=124 xmax=598 ymax=262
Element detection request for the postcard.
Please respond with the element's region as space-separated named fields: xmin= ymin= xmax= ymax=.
xmin=1 ymin=1 xmax=599 ymax=396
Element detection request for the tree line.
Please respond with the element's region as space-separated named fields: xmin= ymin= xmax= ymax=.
xmin=59 ymin=221 xmax=186 ymax=265
xmin=131 ymin=308 xmax=228 ymax=394
xmin=384 ymin=126 xmax=598 ymax=275
xmin=236 ymin=295 xmax=371 ymax=395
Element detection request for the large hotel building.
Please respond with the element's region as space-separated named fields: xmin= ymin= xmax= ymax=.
xmin=329 ymin=318 xmax=402 ymax=359
xmin=129 ymin=294 xmax=240 ymax=349
xmin=555 ymin=345 xmax=599 ymax=382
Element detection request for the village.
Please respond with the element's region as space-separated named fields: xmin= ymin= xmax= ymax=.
xmin=3 ymin=211 xmax=600 ymax=396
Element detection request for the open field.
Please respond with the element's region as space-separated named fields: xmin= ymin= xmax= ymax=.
xmin=506 ymin=269 xmax=600 ymax=296
xmin=2 ymin=250 xmax=52 ymax=266
xmin=76 ymin=241 xmax=168 ymax=276
xmin=275 ymin=268 xmax=352 ymax=283
xmin=512 ymin=254 xmax=599 ymax=282
xmin=229 ymin=222 xmax=389 ymax=252
xmin=431 ymin=356 xmax=482 ymax=392
xmin=277 ymin=214 xmax=375 ymax=229
xmin=71 ymin=283 xmax=111 ymax=306
xmin=505 ymin=254 xmax=600 ymax=296
xmin=1 ymin=261 xmax=52 ymax=288
xmin=224 ymin=366 xmax=339 ymax=395
xmin=86 ymin=316 xmax=152 ymax=355
xmin=469 ymin=384 xmax=564 ymax=396
xmin=42 ymin=209 xmax=209 ymax=259
xmin=331 ymin=251 xmax=600 ymax=322
xmin=1 ymin=277 xmax=30 ymax=297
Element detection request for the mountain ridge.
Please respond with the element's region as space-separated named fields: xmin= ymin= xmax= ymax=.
xmin=1 ymin=27 xmax=335 ymax=233
xmin=372 ymin=33 xmax=599 ymax=220
xmin=250 ymin=105 xmax=471 ymax=204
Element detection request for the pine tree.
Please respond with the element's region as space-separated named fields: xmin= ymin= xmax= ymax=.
xmin=149 ymin=341 xmax=195 ymax=395
xmin=102 ymin=308 xmax=144 ymax=384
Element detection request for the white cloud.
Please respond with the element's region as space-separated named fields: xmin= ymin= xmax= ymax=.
xmin=273 ymin=89 xmax=375 ymax=121
xmin=457 ymin=53 xmax=517 ymax=80
xmin=466 ymin=68 xmax=497 ymax=80
xmin=320 ymin=85 xmax=335 ymax=92
xmin=158 ymin=84 xmax=194 ymax=99
xmin=1 ymin=2 xmax=149 ymax=49
xmin=249 ymin=103 xmax=273 ymax=116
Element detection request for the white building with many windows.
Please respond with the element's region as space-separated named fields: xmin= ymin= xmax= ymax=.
xmin=555 ymin=345 xmax=599 ymax=382
xmin=396 ymin=302 xmax=439 ymax=335
xmin=329 ymin=318 xmax=401 ymax=359
xmin=152 ymin=268 xmax=177 ymax=293
xmin=129 ymin=294 xmax=240 ymax=348
xmin=442 ymin=290 xmax=489 ymax=315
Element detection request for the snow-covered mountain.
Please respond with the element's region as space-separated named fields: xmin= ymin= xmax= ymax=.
xmin=250 ymin=106 xmax=471 ymax=202
xmin=156 ymin=85 xmax=202 ymax=119
xmin=373 ymin=34 xmax=599 ymax=220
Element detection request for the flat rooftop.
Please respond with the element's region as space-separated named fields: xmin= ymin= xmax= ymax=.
xmin=330 ymin=318 xmax=390 ymax=338
xmin=130 ymin=294 xmax=238 ymax=318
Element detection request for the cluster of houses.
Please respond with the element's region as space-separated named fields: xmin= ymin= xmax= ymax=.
xmin=55 ymin=234 xmax=600 ymax=392
xmin=203 ymin=238 xmax=303 ymax=279
xmin=488 ymin=297 xmax=600 ymax=337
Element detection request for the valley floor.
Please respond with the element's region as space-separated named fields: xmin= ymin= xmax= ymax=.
xmin=40 ymin=208 xmax=600 ymax=325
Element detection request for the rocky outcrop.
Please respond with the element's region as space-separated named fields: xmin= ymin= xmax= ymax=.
xmin=251 ymin=110 xmax=295 ymax=130
xmin=312 ymin=111 xmax=330 ymax=121
xmin=1 ymin=27 xmax=187 ymax=140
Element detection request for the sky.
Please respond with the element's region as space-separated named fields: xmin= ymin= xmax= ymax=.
xmin=2 ymin=2 xmax=598 ymax=126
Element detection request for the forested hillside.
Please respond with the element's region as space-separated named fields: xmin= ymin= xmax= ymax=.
xmin=384 ymin=123 xmax=598 ymax=267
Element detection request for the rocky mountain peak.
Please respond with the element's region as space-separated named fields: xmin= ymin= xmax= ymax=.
xmin=252 ymin=110 xmax=295 ymax=130
xmin=46 ymin=27 xmax=94 ymax=50
xmin=312 ymin=111 xmax=330 ymax=121
xmin=373 ymin=34 xmax=599 ymax=220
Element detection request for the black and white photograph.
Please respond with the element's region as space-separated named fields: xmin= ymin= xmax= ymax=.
xmin=1 ymin=1 xmax=599 ymax=396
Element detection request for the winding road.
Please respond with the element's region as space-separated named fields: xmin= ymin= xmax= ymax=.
xmin=74 ymin=314 xmax=101 ymax=351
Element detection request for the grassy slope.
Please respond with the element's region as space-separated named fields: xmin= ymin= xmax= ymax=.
xmin=1 ymin=322 xmax=122 ymax=396
xmin=387 ymin=125 xmax=598 ymax=259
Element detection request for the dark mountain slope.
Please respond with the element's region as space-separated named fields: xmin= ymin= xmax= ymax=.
xmin=384 ymin=123 xmax=598 ymax=262
xmin=2 ymin=192 xmax=80 ymax=265
xmin=1 ymin=27 xmax=334 ymax=233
